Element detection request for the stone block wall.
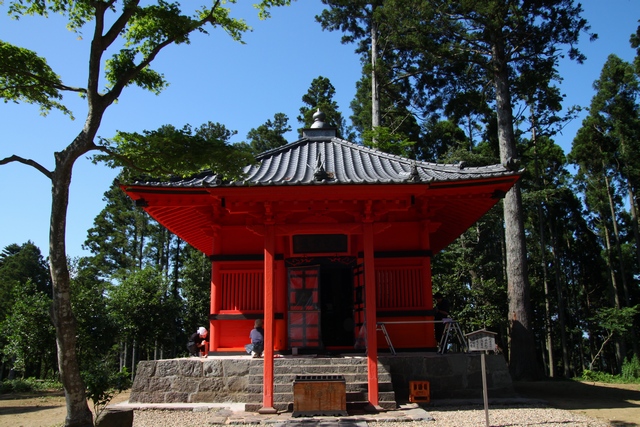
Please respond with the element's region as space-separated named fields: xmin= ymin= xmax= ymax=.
xmin=129 ymin=358 xmax=254 ymax=403
xmin=380 ymin=353 xmax=514 ymax=400
xmin=129 ymin=354 xmax=514 ymax=405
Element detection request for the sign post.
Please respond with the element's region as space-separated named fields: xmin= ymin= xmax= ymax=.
xmin=465 ymin=329 xmax=497 ymax=427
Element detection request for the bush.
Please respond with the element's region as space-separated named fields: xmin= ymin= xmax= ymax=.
xmin=581 ymin=369 xmax=617 ymax=383
xmin=0 ymin=378 xmax=62 ymax=393
xmin=621 ymin=355 xmax=640 ymax=382
xmin=580 ymin=358 xmax=640 ymax=384
xmin=81 ymin=362 xmax=132 ymax=420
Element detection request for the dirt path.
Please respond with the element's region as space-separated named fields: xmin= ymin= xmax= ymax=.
xmin=1 ymin=381 xmax=639 ymax=427
xmin=514 ymin=380 xmax=640 ymax=426
xmin=0 ymin=390 xmax=130 ymax=427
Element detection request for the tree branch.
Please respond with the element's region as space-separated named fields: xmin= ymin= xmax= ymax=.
xmin=93 ymin=145 xmax=176 ymax=176
xmin=0 ymin=64 xmax=86 ymax=94
xmin=104 ymin=3 xmax=223 ymax=105
xmin=102 ymin=1 xmax=140 ymax=49
xmin=0 ymin=155 xmax=53 ymax=179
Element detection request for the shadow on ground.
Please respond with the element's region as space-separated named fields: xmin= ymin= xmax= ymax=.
xmin=514 ymin=380 xmax=640 ymax=411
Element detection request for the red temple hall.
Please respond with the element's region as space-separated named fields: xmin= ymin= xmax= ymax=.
xmin=122 ymin=110 xmax=521 ymax=409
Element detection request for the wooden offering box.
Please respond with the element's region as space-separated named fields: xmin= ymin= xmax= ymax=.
xmin=292 ymin=375 xmax=347 ymax=417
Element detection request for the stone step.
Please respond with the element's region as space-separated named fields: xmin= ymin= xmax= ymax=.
xmin=266 ymin=364 xmax=370 ymax=374
xmin=243 ymin=391 xmax=397 ymax=405
xmin=246 ymin=380 xmax=395 ymax=394
xmin=265 ymin=357 xmax=371 ymax=366
xmin=247 ymin=372 xmax=393 ymax=385
xmin=248 ymin=358 xmax=388 ymax=367
xmin=250 ymin=364 xmax=387 ymax=375
xmin=244 ymin=401 xmax=398 ymax=412
xmin=243 ymin=402 xmax=398 ymax=412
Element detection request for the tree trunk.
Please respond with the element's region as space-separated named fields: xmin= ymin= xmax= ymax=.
xmin=550 ymin=225 xmax=570 ymax=377
xmin=491 ymin=35 xmax=540 ymax=380
xmin=531 ymin=118 xmax=554 ymax=378
xmin=50 ymin=148 xmax=94 ymax=427
xmin=628 ymin=186 xmax=640 ymax=283
xmin=601 ymin=220 xmax=626 ymax=372
xmin=602 ymin=163 xmax=630 ymax=309
xmin=627 ymin=188 xmax=640 ymax=358
xmin=120 ymin=342 xmax=126 ymax=371
xmin=371 ymin=16 xmax=380 ymax=130
xmin=131 ymin=340 xmax=137 ymax=381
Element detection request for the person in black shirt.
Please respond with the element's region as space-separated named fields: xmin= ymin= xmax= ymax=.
xmin=187 ymin=326 xmax=209 ymax=357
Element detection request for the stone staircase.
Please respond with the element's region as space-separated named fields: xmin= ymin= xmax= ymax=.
xmin=243 ymin=356 xmax=397 ymax=412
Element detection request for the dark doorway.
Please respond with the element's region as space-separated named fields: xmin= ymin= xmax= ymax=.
xmin=319 ymin=264 xmax=354 ymax=348
xmin=286 ymin=257 xmax=356 ymax=351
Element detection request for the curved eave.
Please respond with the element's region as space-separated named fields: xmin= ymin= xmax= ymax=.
xmin=120 ymin=173 xmax=520 ymax=256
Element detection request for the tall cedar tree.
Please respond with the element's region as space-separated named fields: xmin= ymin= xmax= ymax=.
xmin=298 ymin=76 xmax=347 ymax=137
xmin=402 ymin=0 xmax=592 ymax=381
xmin=318 ymin=0 xmax=593 ymax=380
xmin=0 ymin=242 xmax=54 ymax=378
xmin=569 ymin=55 xmax=640 ymax=370
xmin=83 ymin=178 xmax=151 ymax=276
xmin=317 ymin=1 xmax=421 ymax=153
xmin=0 ymin=1 xmax=291 ymax=425
xmin=245 ymin=113 xmax=291 ymax=155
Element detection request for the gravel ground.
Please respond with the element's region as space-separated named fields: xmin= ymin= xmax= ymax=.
xmin=130 ymin=405 xmax=611 ymax=427
xmin=392 ymin=405 xmax=610 ymax=427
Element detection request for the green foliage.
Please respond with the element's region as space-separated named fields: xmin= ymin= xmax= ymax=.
xmin=587 ymin=306 xmax=640 ymax=371
xmin=418 ymin=119 xmax=471 ymax=162
xmin=581 ymin=356 xmax=640 ymax=384
xmin=432 ymin=204 xmax=508 ymax=340
xmin=180 ymin=246 xmax=212 ymax=349
xmin=0 ymin=279 xmax=56 ymax=377
xmin=82 ymin=363 xmax=131 ymax=419
xmin=95 ymin=122 xmax=254 ymax=181
xmin=3 ymin=0 xmax=293 ymax=423
xmin=245 ymin=113 xmax=291 ymax=155
xmin=581 ymin=369 xmax=618 ymax=383
xmin=82 ymin=178 xmax=151 ymax=277
xmin=361 ymin=126 xmax=414 ymax=157
xmin=0 ymin=243 xmax=55 ymax=380
xmin=593 ymin=306 xmax=639 ymax=336
xmin=69 ymin=257 xmax=119 ymax=366
xmin=0 ymin=377 xmax=63 ymax=394
xmin=0 ymin=41 xmax=73 ymax=117
xmin=107 ymin=266 xmax=174 ymax=349
xmin=298 ymin=76 xmax=348 ymax=137
xmin=621 ymin=355 xmax=640 ymax=382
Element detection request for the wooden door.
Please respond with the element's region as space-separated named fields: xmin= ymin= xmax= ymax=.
xmin=287 ymin=266 xmax=321 ymax=349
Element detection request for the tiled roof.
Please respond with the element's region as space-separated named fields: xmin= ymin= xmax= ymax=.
xmin=134 ymin=136 xmax=518 ymax=188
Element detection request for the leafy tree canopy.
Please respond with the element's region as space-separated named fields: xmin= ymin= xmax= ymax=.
xmin=245 ymin=112 xmax=291 ymax=155
xmin=0 ymin=41 xmax=73 ymax=117
xmin=95 ymin=122 xmax=255 ymax=181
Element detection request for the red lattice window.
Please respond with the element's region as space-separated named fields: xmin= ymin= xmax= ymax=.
xmin=376 ymin=267 xmax=423 ymax=309
xmin=220 ymin=270 xmax=263 ymax=311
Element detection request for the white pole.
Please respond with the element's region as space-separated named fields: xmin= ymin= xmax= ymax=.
xmin=481 ymin=352 xmax=490 ymax=427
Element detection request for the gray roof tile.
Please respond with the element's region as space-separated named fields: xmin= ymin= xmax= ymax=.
xmin=134 ymin=136 xmax=518 ymax=188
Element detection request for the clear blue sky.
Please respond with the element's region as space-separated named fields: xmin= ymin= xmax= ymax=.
xmin=1 ymin=0 xmax=639 ymax=259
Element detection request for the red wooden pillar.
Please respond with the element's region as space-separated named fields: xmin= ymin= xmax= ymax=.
xmin=363 ymin=220 xmax=381 ymax=410
xmin=210 ymin=227 xmax=221 ymax=351
xmin=259 ymin=221 xmax=277 ymax=414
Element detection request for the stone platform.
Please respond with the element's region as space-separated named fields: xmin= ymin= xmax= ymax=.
xmin=129 ymin=352 xmax=514 ymax=411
